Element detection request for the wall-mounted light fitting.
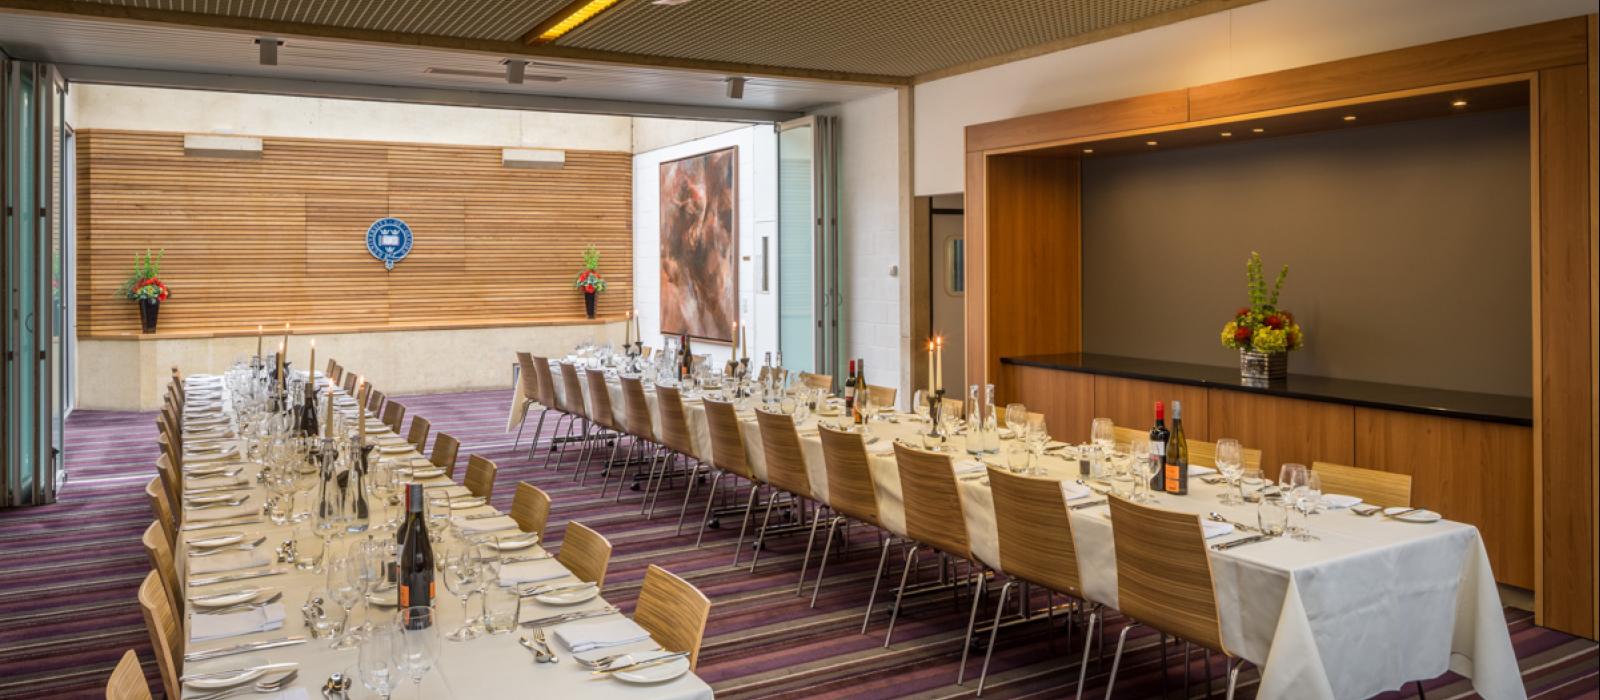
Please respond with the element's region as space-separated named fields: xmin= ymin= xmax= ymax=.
xmin=185 ymin=134 xmax=263 ymax=159
xmin=255 ymin=38 xmax=282 ymax=66
xmin=725 ymin=77 xmax=746 ymax=100
xmin=503 ymin=59 xmax=528 ymax=84
xmin=1081 ymin=148 xmax=1094 ymax=154
xmin=502 ymin=148 xmax=566 ymax=169
xmin=1145 ymin=140 xmax=1158 ymax=146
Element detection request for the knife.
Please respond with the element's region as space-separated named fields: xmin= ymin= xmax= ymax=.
xmin=502 ymin=553 xmax=553 ymax=565
xmin=1069 ymin=499 xmax=1107 ymax=510
xmin=591 ymin=652 xmax=691 ymax=676
xmin=520 ymin=582 xmax=595 ymax=597
xmin=180 ymin=661 xmax=298 ymax=683
xmin=1211 ymin=534 xmax=1270 ymax=551
xmin=184 ymin=637 xmax=307 ymax=663
xmin=181 ymin=516 xmax=264 ymax=532
xmin=1384 ymin=507 xmax=1422 ymax=519
xmin=189 ymin=568 xmax=286 ymax=587
xmin=521 ymin=606 xmax=619 ymax=628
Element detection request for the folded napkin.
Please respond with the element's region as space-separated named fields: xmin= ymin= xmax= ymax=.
xmin=554 ymin=618 xmax=654 ymax=653
xmin=500 ymin=557 xmax=566 ymax=586
xmin=1059 ymin=481 xmax=1093 ymax=502
xmin=1201 ymin=519 xmax=1234 ymax=539
xmin=186 ymin=474 xmax=248 ymax=490
xmin=189 ymin=602 xmax=286 ymax=643
xmin=452 ymin=515 xmax=519 ymax=534
xmin=953 ymin=460 xmax=987 ymax=476
xmin=188 ymin=549 xmax=272 ymax=575
xmin=186 ymin=503 xmax=259 ymax=522
xmin=1322 ymin=493 xmax=1363 ymax=509
xmin=866 ymin=439 xmax=895 ymax=456
xmin=186 ymin=449 xmax=240 ymax=465
xmin=1189 ymin=464 xmax=1217 ymax=476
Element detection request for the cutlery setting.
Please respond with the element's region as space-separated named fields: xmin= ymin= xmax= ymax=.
xmin=521 ymin=606 xmax=620 ymax=628
xmin=187 ymin=669 xmax=298 ymax=700
xmin=1212 ymin=534 xmax=1271 ymax=551
xmin=520 ymin=581 xmax=597 ymax=597
xmin=194 ymin=591 xmax=284 ymax=615
xmin=588 ymin=652 xmax=690 ymax=676
xmin=184 ymin=636 xmax=308 ymax=663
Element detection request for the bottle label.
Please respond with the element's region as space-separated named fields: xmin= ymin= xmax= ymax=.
xmin=1165 ymin=464 xmax=1181 ymax=493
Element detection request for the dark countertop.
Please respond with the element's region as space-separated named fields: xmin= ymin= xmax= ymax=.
xmin=1001 ymin=352 xmax=1532 ymax=426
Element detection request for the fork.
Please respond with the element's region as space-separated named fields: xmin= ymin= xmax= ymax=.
xmin=578 ymin=646 xmax=665 ymax=669
xmin=196 ymin=592 xmax=284 ymax=616
xmin=187 ymin=669 xmax=298 ymax=700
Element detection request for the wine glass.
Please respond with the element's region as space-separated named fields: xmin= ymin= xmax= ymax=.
xmin=1215 ymin=438 xmax=1244 ymax=504
xmin=1129 ymin=435 xmax=1155 ymax=503
xmin=396 ymin=607 xmax=440 ymax=696
xmin=1240 ymin=467 xmax=1267 ymax=503
xmin=1090 ymin=418 xmax=1115 ymax=453
xmin=326 ymin=551 xmax=365 ymax=650
xmin=1291 ymin=470 xmax=1321 ymax=541
xmin=1278 ymin=464 xmax=1311 ymax=540
xmin=912 ymin=390 xmax=930 ymax=422
xmin=1005 ymin=404 xmax=1027 ymax=439
xmin=359 ymin=623 xmax=403 ymax=700
xmin=442 ymin=548 xmax=481 ymax=641
xmin=1025 ymin=413 xmax=1050 ymax=476
xmin=857 ymin=390 xmax=875 ymax=424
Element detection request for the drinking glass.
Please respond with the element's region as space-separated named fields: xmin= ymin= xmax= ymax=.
xmin=1005 ymin=445 xmax=1030 ymax=474
xmin=1215 ymin=438 xmax=1244 ymax=505
xmin=1257 ymin=495 xmax=1289 ymax=536
xmin=1239 ymin=468 xmax=1267 ymax=503
xmin=396 ymin=607 xmax=440 ymax=695
xmin=1278 ymin=464 xmax=1311 ymax=540
xmin=1090 ymin=418 xmax=1115 ymax=453
xmin=1129 ymin=436 xmax=1155 ymax=503
xmin=304 ymin=586 xmax=345 ymax=640
xmin=912 ymin=390 xmax=930 ymax=422
xmin=442 ymin=549 xmax=482 ymax=641
xmin=858 ymin=390 xmax=875 ymax=423
xmin=792 ymin=399 xmax=810 ymax=425
xmin=1109 ymin=457 xmax=1137 ymax=499
xmin=359 ymin=624 xmax=403 ymax=700
xmin=1025 ymin=414 xmax=1050 ymax=476
xmin=1290 ymin=471 xmax=1321 ymax=541
xmin=293 ymin=522 xmax=326 ymax=571
xmin=482 ymin=586 xmax=520 ymax=635
xmin=1005 ymin=403 xmax=1027 ymax=438
xmin=326 ymin=553 xmax=364 ymax=649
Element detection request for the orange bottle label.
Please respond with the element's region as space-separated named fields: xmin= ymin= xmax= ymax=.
xmin=399 ymin=585 xmax=410 ymax=608
xmin=1164 ymin=464 xmax=1180 ymax=493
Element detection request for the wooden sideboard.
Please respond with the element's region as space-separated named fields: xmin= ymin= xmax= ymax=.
xmin=1003 ymin=355 xmax=1535 ymax=590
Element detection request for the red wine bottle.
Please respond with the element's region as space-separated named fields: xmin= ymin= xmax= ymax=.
xmin=1148 ymin=402 xmax=1169 ymax=492
xmin=1165 ymin=400 xmax=1189 ymax=495
xmin=398 ymin=483 xmax=434 ymax=628
xmin=843 ymin=359 xmax=857 ymax=416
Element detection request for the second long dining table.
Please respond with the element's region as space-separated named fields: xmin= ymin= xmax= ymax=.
xmin=176 ymin=371 xmax=714 ymax=700
xmin=541 ymin=364 xmax=1524 ymax=700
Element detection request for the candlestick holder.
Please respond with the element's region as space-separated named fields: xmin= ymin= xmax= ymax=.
xmin=925 ymin=389 xmax=946 ymax=440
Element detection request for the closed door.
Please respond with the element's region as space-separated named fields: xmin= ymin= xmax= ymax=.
xmin=929 ymin=196 xmax=964 ymax=393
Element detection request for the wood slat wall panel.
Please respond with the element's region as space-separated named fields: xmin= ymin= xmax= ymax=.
xmin=77 ymin=130 xmax=632 ymax=335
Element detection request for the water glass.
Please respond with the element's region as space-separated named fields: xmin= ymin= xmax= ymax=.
xmin=1090 ymin=417 xmax=1115 ymax=453
xmin=304 ymin=587 xmax=345 ymax=639
xmin=326 ymin=551 xmax=365 ymax=649
xmin=442 ymin=549 xmax=482 ymax=642
xmin=1005 ymin=445 xmax=1030 ymax=474
xmin=359 ymin=624 xmax=403 ymax=700
xmin=1215 ymin=438 xmax=1244 ymax=505
xmin=397 ymin=606 xmax=440 ymax=693
xmin=1258 ymin=496 xmax=1289 ymax=537
xmin=1239 ymin=468 xmax=1267 ymax=503
xmin=1004 ymin=403 xmax=1027 ymax=437
xmin=482 ymin=586 xmax=520 ymax=635
xmin=293 ymin=523 xmax=326 ymax=571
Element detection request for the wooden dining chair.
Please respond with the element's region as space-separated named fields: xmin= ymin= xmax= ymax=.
xmin=978 ymin=466 xmax=1096 ymax=697
xmin=136 ymin=571 xmax=182 ymax=700
xmin=881 ymin=443 xmax=987 ymax=662
xmin=865 ymin=384 xmax=898 ymax=409
xmin=510 ymin=481 xmax=552 ymax=537
xmin=464 ymin=454 xmax=498 ymax=500
xmin=1311 ymin=461 xmax=1412 ymax=508
xmin=406 ymin=415 xmax=431 ymax=453
xmin=105 ymin=648 xmax=153 ymax=700
xmin=633 ymin=565 xmax=712 ymax=671
xmin=144 ymin=477 xmax=176 ymax=545
xmin=141 ymin=521 xmax=182 ymax=616
xmin=655 ymin=385 xmax=707 ymax=535
xmin=621 ymin=376 xmax=674 ymax=515
xmin=940 ymin=396 xmax=965 ymax=418
xmin=753 ymin=409 xmax=824 ymax=584
xmin=1105 ymin=496 xmax=1245 ymax=699
xmin=526 ymin=356 xmax=567 ymax=467
xmin=700 ymin=398 xmax=766 ymax=561
xmin=511 ymin=352 xmax=545 ymax=451
xmin=430 ymin=432 xmax=461 ymax=478
xmin=381 ymin=400 xmax=406 ymax=433
xmin=341 ymin=371 xmax=358 ymax=393
xmin=366 ymin=388 xmax=387 ymax=418
xmin=154 ymin=455 xmax=182 ymax=528
xmin=811 ymin=425 xmax=887 ymax=609
xmin=556 ymin=363 xmax=592 ymax=477
xmin=588 ymin=368 xmax=636 ymax=494
xmin=557 ymin=521 xmax=612 ymax=588
xmin=797 ymin=372 xmax=834 ymax=392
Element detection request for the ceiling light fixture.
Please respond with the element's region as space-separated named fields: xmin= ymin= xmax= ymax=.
xmin=254 ymin=38 xmax=282 ymax=66
xmin=525 ymin=0 xmax=622 ymax=44
xmin=1220 ymin=131 xmax=1232 ymax=137
xmin=1251 ymin=127 xmax=1265 ymax=133
xmin=1145 ymin=140 xmax=1158 ymax=146
xmin=725 ymin=77 xmax=746 ymax=100
xmin=1451 ymin=98 xmax=1469 ymax=108
xmin=1342 ymin=115 xmax=1357 ymax=121
xmin=503 ymin=59 xmax=528 ymax=84
xmin=1082 ymin=148 xmax=1094 ymax=154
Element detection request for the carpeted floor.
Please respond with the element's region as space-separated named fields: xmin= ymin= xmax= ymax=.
xmin=2 ymin=388 xmax=1595 ymax=699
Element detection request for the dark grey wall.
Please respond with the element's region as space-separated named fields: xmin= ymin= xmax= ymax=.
xmin=1081 ymin=109 xmax=1531 ymax=397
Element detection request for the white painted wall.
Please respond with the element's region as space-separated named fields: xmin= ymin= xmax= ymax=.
xmin=913 ymin=0 xmax=1596 ymax=195
xmin=631 ymin=126 xmax=779 ymax=367
xmin=631 ymin=117 xmax=746 ymax=154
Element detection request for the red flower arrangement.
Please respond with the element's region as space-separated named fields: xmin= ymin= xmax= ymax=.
xmin=119 ymin=249 xmax=172 ymax=302
xmin=573 ymin=245 xmax=608 ymax=294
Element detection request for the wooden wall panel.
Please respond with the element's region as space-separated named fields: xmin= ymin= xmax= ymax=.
xmin=1206 ymin=391 xmax=1353 ymax=481
xmin=1091 ymin=376 xmax=1210 ymax=442
xmin=1353 ymin=408 xmax=1534 ymax=588
xmin=77 ymin=130 xmax=632 ymax=335
xmin=984 ymin=155 xmax=1080 ymax=396
xmin=965 ymin=90 xmax=1189 ymax=154
xmin=1006 ymin=364 xmax=1094 ymax=444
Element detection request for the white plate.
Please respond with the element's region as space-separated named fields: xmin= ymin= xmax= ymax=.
xmin=379 ymin=445 xmax=413 ymax=455
xmin=488 ymin=536 xmax=539 ymax=552
xmin=183 ymin=662 xmax=270 ymax=690
xmin=187 ymin=532 xmax=246 ymax=548
xmin=1383 ymin=507 xmax=1442 ymax=523
xmin=190 ymin=588 xmax=263 ymax=608
xmin=614 ymin=655 xmax=691 ymax=684
xmin=408 ymin=467 xmax=445 ymax=480
xmin=534 ymin=585 xmax=599 ymax=606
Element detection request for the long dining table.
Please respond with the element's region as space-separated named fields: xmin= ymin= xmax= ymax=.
xmin=534 ymin=362 xmax=1525 ymax=700
xmin=175 ymin=371 xmax=715 ymax=700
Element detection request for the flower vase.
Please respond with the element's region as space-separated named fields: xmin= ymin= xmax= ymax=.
xmin=584 ymin=291 xmax=597 ymax=319
xmin=138 ymin=299 xmax=160 ymax=333
xmin=1239 ymin=349 xmax=1287 ymax=385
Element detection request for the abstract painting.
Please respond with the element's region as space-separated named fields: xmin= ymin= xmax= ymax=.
xmin=659 ymin=146 xmax=738 ymax=342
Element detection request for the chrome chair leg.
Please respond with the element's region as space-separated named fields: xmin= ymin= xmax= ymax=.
xmin=533 ymin=413 xmax=563 ymax=466
xmin=809 ymin=515 xmax=846 ymax=607
xmin=1103 ymin=621 xmax=1140 ymax=700
xmin=860 ymin=536 xmax=894 ymax=634
xmin=1225 ymin=657 xmax=1243 ymax=700
xmin=647 ymin=451 xmax=682 ymax=518
xmin=512 ymin=403 xmax=530 ymax=451
xmin=690 ymin=471 xmax=726 ymax=545
xmin=795 ymin=502 xmax=825 ymax=595
xmin=676 ymin=463 xmax=710 ymax=536
xmin=523 ymin=409 xmax=548 ymax=461
xmin=731 ymin=483 xmax=760 ymax=567
xmin=883 ymin=544 xmax=921 ymax=647
xmin=957 ymin=567 xmax=988 ymax=685
xmin=976 ymin=579 xmax=1016 ymax=696
xmin=1074 ymin=606 xmax=1100 ymax=700
xmin=642 ymin=446 xmax=670 ymax=514
xmin=749 ymin=489 xmax=781 ymax=573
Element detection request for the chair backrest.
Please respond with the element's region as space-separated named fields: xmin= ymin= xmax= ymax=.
xmin=559 ymin=363 xmax=587 ymax=417
xmin=531 ymin=356 xmax=560 ymax=409
xmin=1312 ymin=461 xmax=1412 ymax=508
xmin=464 ymin=454 xmax=498 ymax=499
xmin=987 ymin=466 xmax=1081 ymax=594
xmin=654 ymin=384 xmax=698 ymax=458
xmin=754 ymin=409 xmax=813 ymax=498
xmin=633 ymin=564 xmax=712 ymax=671
xmin=758 ymin=366 xmax=789 ymax=385
xmin=144 ymin=477 xmax=176 ymax=545
xmin=106 ymin=648 xmax=154 ymax=700
xmin=141 ymin=521 xmax=182 ymax=616
xmin=558 ymin=521 xmax=612 ymax=589
xmin=1107 ymin=496 xmax=1226 ymax=653
xmin=430 ymin=432 xmax=461 ymax=478
xmin=330 ymin=362 xmax=344 ymax=385
xmin=511 ymin=481 xmax=551 ymax=536
xmin=1110 ymin=426 xmax=1262 ymax=471
xmin=865 ymin=384 xmax=897 ymax=408
xmin=406 ymin=415 xmax=431 ymax=453
xmin=817 ymin=425 xmax=880 ymax=525
xmin=154 ymin=455 xmax=181 ymax=527
xmin=381 ymin=400 xmax=406 ymax=433
xmin=136 ymin=571 xmax=181 ymax=700
xmin=702 ymin=399 xmax=755 ymax=480
xmin=515 ymin=352 xmax=541 ymax=400
xmin=940 ymin=396 xmax=964 ymax=418
xmin=796 ymin=372 xmax=833 ymax=392
xmin=890 ymin=443 xmax=971 ymax=559
xmin=620 ymin=376 xmax=655 ymax=441
xmin=585 ymin=369 xmax=616 ymax=430
xmin=366 ymin=388 xmax=387 ymax=416
xmin=341 ymin=372 xmax=358 ymax=393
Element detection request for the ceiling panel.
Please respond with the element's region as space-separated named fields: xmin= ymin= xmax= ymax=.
xmin=63 ymin=0 xmax=569 ymax=41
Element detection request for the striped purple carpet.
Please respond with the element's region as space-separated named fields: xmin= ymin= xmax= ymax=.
xmin=2 ymin=388 xmax=1595 ymax=699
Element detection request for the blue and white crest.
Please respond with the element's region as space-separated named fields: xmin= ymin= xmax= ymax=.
xmin=366 ymin=218 xmax=413 ymax=270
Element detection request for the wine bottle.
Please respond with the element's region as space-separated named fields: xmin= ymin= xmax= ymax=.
xmin=844 ymin=359 xmax=857 ymax=417
xmin=1148 ymin=402 xmax=1169 ymax=492
xmin=398 ymin=482 xmax=435 ymax=628
xmin=679 ymin=332 xmax=693 ymax=381
xmin=297 ymin=382 xmax=319 ymax=438
xmin=1165 ymin=400 xmax=1189 ymax=495
xmin=855 ymin=359 xmax=868 ymax=424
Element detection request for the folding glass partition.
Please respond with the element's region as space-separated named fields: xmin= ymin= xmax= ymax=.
xmin=776 ymin=115 xmax=840 ymax=378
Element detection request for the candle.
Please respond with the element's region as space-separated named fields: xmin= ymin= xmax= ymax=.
xmin=740 ymin=324 xmax=747 ymax=360
xmin=324 ymin=386 xmax=334 ymax=436
xmin=935 ymin=336 xmax=944 ymax=392
xmin=308 ymin=339 xmax=316 ymax=385
xmin=625 ymin=311 xmax=633 ymax=345
xmin=357 ymin=380 xmax=368 ymax=442
xmin=277 ymin=340 xmax=285 ymax=391
xmin=927 ymin=339 xmax=935 ymax=393
xmin=732 ymin=321 xmax=739 ymax=358
xmin=255 ymin=324 xmax=263 ymax=358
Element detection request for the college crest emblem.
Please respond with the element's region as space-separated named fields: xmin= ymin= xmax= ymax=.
xmin=366 ymin=218 xmax=413 ymax=270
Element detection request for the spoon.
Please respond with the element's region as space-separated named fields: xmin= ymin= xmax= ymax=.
xmin=518 ymin=630 xmax=557 ymax=663
xmin=189 ymin=669 xmax=297 ymax=700
xmin=1208 ymin=512 xmax=1259 ymax=533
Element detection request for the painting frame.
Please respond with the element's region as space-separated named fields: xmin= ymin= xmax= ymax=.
xmin=658 ymin=145 xmax=739 ymax=344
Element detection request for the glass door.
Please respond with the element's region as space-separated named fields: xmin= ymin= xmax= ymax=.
xmin=776 ymin=115 xmax=840 ymax=378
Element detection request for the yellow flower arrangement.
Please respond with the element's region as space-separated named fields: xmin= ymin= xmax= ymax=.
xmin=1220 ymin=252 xmax=1306 ymax=354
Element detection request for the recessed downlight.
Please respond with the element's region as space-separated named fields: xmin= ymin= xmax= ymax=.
xmin=1219 ymin=131 xmax=1232 ymax=137
xmin=1451 ymin=98 xmax=1469 ymax=108
xmin=1342 ymin=115 xmax=1357 ymax=121
xmin=1082 ymin=148 xmax=1094 ymax=154
xmin=1251 ymin=127 xmax=1265 ymax=133
xmin=1145 ymin=140 xmax=1158 ymax=146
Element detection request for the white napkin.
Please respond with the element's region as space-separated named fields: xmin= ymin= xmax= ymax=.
xmin=1189 ymin=464 xmax=1217 ymax=476
xmin=953 ymin=460 xmax=986 ymax=476
xmin=186 ymin=448 xmax=240 ymax=464
xmin=1201 ymin=519 xmax=1234 ymax=539
xmin=554 ymin=618 xmax=654 ymax=653
xmin=1059 ymin=480 xmax=1093 ymax=501
xmin=186 ymin=504 xmax=258 ymax=522
xmin=189 ymin=602 xmax=286 ymax=642
xmin=188 ymin=549 xmax=272 ymax=575
xmin=500 ymin=558 xmax=568 ymax=586
xmin=1322 ymin=493 xmax=1363 ymax=509
xmin=186 ymin=474 xmax=248 ymax=490
xmin=865 ymin=438 xmax=894 ymax=456
xmin=452 ymin=515 xmax=520 ymax=534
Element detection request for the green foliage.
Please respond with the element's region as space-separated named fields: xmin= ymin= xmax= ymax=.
xmin=118 ymin=249 xmax=167 ymax=300
xmin=582 ymin=244 xmax=602 ymax=270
